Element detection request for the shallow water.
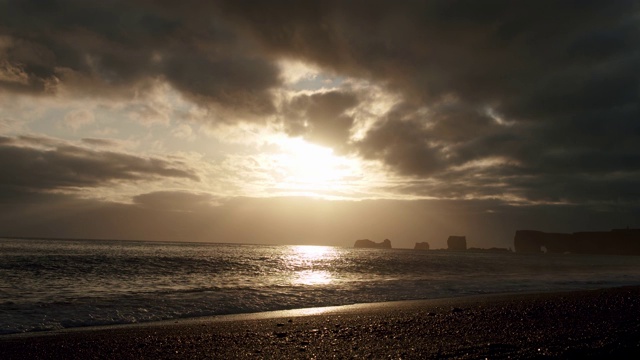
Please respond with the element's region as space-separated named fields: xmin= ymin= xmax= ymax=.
xmin=2 ymin=238 xmax=640 ymax=334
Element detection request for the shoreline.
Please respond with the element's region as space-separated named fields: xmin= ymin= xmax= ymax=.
xmin=0 ymin=290 xmax=565 ymax=338
xmin=2 ymin=286 xmax=640 ymax=358
xmin=0 ymin=286 xmax=630 ymax=338
xmin=2 ymin=285 xmax=608 ymax=338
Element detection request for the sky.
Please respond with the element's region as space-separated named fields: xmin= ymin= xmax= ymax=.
xmin=0 ymin=0 xmax=639 ymax=249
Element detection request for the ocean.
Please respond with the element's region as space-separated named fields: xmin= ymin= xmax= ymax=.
xmin=2 ymin=238 xmax=640 ymax=335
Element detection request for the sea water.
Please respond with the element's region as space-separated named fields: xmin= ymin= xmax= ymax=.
xmin=2 ymin=238 xmax=640 ymax=335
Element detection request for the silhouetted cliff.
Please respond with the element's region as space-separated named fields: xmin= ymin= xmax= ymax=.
xmin=514 ymin=229 xmax=640 ymax=255
xmin=414 ymin=242 xmax=430 ymax=250
xmin=354 ymin=239 xmax=392 ymax=249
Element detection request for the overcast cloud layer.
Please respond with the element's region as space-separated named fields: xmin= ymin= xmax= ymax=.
xmin=222 ymin=0 xmax=640 ymax=205
xmin=0 ymin=1 xmax=639 ymax=244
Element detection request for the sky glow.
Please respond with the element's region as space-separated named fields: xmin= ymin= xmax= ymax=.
xmin=1 ymin=1 xmax=638 ymax=248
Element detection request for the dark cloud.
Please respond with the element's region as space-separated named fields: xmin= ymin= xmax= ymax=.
xmin=356 ymin=103 xmax=444 ymax=176
xmin=356 ymin=101 xmax=507 ymax=176
xmin=0 ymin=137 xmax=198 ymax=195
xmin=1 ymin=1 xmax=639 ymax=207
xmin=162 ymin=46 xmax=278 ymax=115
xmin=0 ymin=0 xmax=280 ymax=115
xmin=282 ymin=90 xmax=358 ymax=149
xmin=217 ymin=0 xmax=640 ymax=204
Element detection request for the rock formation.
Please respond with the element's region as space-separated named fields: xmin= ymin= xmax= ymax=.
xmin=447 ymin=236 xmax=467 ymax=251
xmin=514 ymin=229 xmax=640 ymax=255
xmin=414 ymin=242 xmax=430 ymax=250
xmin=354 ymin=239 xmax=392 ymax=249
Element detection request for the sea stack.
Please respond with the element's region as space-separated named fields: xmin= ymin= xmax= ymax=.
xmin=354 ymin=239 xmax=392 ymax=249
xmin=414 ymin=242 xmax=430 ymax=250
xmin=447 ymin=236 xmax=467 ymax=251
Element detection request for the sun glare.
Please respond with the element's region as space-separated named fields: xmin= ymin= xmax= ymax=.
xmin=270 ymin=137 xmax=362 ymax=196
xmin=287 ymin=245 xmax=338 ymax=286
xmin=294 ymin=270 xmax=333 ymax=285
xmin=291 ymin=245 xmax=335 ymax=261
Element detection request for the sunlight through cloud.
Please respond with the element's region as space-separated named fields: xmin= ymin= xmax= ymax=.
xmin=269 ymin=137 xmax=363 ymax=197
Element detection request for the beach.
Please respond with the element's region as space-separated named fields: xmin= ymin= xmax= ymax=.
xmin=1 ymin=286 xmax=639 ymax=359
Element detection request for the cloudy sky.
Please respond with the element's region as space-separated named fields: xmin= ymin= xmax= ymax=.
xmin=1 ymin=0 xmax=638 ymax=248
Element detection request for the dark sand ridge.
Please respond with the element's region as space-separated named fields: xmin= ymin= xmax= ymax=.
xmin=1 ymin=287 xmax=640 ymax=359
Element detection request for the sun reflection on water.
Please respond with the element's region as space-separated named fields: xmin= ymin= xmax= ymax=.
xmin=287 ymin=245 xmax=338 ymax=286
xmin=294 ymin=270 xmax=334 ymax=285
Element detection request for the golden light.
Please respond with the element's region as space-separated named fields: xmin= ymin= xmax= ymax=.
xmin=287 ymin=245 xmax=338 ymax=286
xmin=294 ymin=270 xmax=333 ymax=285
xmin=291 ymin=245 xmax=335 ymax=261
xmin=270 ymin=137 xmax=362 ymax=196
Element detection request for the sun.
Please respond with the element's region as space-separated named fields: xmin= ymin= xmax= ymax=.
xmin=269 ymin=137 xmax=362 ymax=197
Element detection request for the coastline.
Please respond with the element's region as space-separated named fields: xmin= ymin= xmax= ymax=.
xmin=2 ymin=286 xmax=640 ymax=359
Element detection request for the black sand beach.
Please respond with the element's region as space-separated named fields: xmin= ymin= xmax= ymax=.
xmin=1 ymin=286 xmax=639 ymax=359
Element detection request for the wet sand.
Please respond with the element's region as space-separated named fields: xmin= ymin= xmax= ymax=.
xmin=1 ymin=286 xmax=639 ymax=359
